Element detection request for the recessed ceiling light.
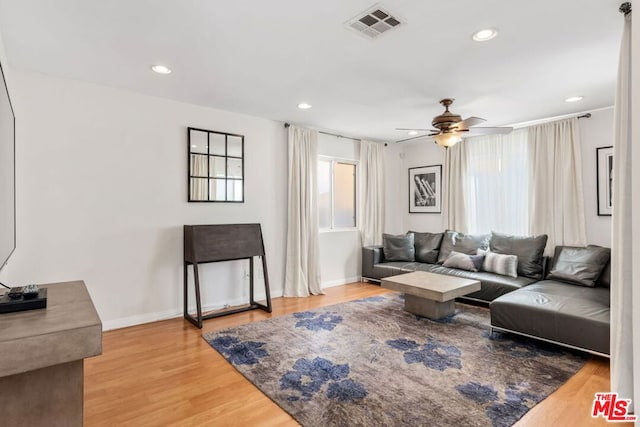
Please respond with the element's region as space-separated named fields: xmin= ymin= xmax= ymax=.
xmin=565 ymin=96 xmax=584 ymax=103
xmin=151 ymin=64 xmax=172 ymax=74
xmin=472 ymin=28 xmax=498 ymax=42
xmin=297 ymin=103 xmax=312 ymax=110
xmin=408 ymin=130 xmax=419 ymax=135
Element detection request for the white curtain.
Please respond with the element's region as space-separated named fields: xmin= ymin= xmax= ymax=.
xmin=611 ymin=9 xmax=635 ymax=413
xmin=464 ymin=129 xmax=529 ymax=235
xmin=284 ymin=125 xmax=322 ymax=297
xmin=442 ymin=143 xmax=469 ymax=232
xmin=528 ymin=118 xmax=586 ymax=254
xmin=359 ymin=140 xmax=385 ymax=246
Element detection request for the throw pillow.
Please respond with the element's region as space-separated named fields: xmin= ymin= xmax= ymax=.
xmin=437 ymin=230 xmax=490 ymax=264
xmin=382 ymin=233 xmax=415 ymax=262
xmin=410 ymin=231 xmax=444 ymax=264
xmin=547 ymin=245 xmax=610 ymax=287
xmin=482 ymin=250 xmax=518 ymax=278
xmin=489 ymin=232 xmax=548 ymax=279
xmin=442 ymin=251 xmax=485 ymax=272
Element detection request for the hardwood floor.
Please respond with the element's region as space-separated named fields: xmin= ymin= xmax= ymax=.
xmin=84 ymin=282 xmax=623 ymax=426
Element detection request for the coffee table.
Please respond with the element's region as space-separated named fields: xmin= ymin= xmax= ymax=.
xmin=381 ymin=271 xmax=481 ymax=320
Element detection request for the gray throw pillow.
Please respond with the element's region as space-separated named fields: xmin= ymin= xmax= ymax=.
xmin=410 ymin=231 xmax=444 ymax=264
xmin=481 ymin=250 xmax=518 ymax=278
xmin=547 ymin=245 xmax=610 ymax=287
xmin=382 ymin=233 xmax=415 ymax=262
xmin=437 ymin=230 xmax=490 ymax=264
xmin=442 ymin=251 xmax=485 ymax=272
xmin=489 ymin=232 xmax=548 ymax=279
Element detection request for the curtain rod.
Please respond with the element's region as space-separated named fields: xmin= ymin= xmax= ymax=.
xmin=284 ymin=114 xmax=591 ymax=143
xmin=506 ymin=109 xmax=601 ymax=129
xmin=283 ymin=122 xmax=360 ymax=141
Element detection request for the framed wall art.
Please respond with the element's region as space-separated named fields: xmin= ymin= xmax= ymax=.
xmin=596 ymin=146 xmax=613 ymax=216
xmin=409 ymin=165 xmax=442 ymax=214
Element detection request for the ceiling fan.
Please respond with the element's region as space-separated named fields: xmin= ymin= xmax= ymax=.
xmin=396 ymin=98 xmax=513 ymax=147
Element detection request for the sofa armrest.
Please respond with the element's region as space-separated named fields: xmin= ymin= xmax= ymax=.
xmin=362 ymin=246 xmax=384 ymax=280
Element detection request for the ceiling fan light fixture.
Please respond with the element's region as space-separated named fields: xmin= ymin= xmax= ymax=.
xmin=472 ymin=28 xmax=498 ymax=42
xmin=433 ymin=133 xmax=462 ymax=148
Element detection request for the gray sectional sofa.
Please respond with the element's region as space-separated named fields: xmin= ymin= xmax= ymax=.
xmin=362 ymin=230 xmax=611 ymax=356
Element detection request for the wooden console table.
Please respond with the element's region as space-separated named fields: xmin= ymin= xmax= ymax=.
xmin=0 ymin=281 xmax=102 ymax=426
xmin=184 ymin=224 xmax=272 ymax=328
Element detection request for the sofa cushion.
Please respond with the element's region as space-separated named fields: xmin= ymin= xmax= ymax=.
xmin=437 ymin=230 xmax=490 ymax=264
xmin=410 ymin=231 xmax=444 ymax=264
xmin=490 ymin=280 xmax=610 ymax=355
xmin=442 ymin=251 xmax=485 ymax=272
xmin=371 ymin=261 xmax=441 ymax=279
xmin=489 ymin=232 xmax=548 ymax=279
xmin=428 ymin=265 xmax=536 ymax=301
xmin=547 ymin=245 xmax=610 ymax=287
xmin=382 ymin=233 xmax=415 ymax=262
xmin=482 ymin=251 xmax=518 ymax=278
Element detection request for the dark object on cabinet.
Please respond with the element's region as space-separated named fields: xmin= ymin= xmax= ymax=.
xmin=183 ymin=224 xmax=272 ymax=328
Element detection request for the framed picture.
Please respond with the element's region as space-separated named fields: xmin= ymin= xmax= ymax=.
xmin=596 ymin=146 xmax=613 ymax=216
xmin=409 ymin=165 xmax=442 ymax=213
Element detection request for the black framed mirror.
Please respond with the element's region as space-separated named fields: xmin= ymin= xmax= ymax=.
xmin=188 ymin=127 xmax=244 ymax=202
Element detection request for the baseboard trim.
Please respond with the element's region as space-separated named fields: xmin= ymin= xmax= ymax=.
xmin=321 ymin=276 xmax=361 ymax=289
xmin=102 ymin=290 xmax=284 ymax=331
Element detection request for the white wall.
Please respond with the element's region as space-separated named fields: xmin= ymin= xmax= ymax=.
xmin=7 ymin=69 xmax=287 ymax=330
xmin=388 ymin=111 xmax=613 ymax=247
xmin=317 ymin=133 xmax=360 ymax=286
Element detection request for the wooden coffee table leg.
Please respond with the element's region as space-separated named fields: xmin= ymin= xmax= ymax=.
xmin=404 ymin=294 xmax=455 ymax=320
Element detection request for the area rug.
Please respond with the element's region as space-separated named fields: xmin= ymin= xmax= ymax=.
xmin=203 ymin=293 xmax=587 ymax=427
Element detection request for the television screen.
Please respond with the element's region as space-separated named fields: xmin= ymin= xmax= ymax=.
xmin=0 ymin=60 xmax=15 ymax=270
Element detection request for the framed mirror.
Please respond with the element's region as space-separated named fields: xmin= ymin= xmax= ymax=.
xmin=188 ymin=127 xmax=244 ymax=202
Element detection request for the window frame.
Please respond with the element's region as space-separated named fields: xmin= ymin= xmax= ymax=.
xmin=318 ymin=155 xmax=358 ymax=232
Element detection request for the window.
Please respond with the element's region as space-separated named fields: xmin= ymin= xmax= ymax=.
xmin=318 ymin=158 xmax=357 ymax=229
xmin=464 ymin=130 xmax=529 ymax=235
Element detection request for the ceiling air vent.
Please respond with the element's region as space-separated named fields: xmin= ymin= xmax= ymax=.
xmin=346 ymin=4 xmax=403 ymax=39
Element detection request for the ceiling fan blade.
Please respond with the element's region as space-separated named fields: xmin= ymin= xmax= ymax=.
xmin=455 ymin=116 xmax=486 ymax=130
xmin=395 ymin=134 xmax=434 ymax=143
xmin=395 ymin=128 xmax=433 ymax=131
xmin=466 ymin=126 xmax=513 ymax=136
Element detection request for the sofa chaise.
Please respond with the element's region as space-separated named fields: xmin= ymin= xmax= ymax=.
xmin=490 ymin=245 xmax=611 ymax=356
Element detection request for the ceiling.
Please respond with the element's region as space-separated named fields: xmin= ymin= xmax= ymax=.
xmin=0 ymin=0 xmax=625 ymax=142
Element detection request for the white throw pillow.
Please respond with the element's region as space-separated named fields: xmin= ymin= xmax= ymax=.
xmin=481 ymin=250 xmax=518 ymax=278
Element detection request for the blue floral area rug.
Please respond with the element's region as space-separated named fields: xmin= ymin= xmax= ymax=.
xmin=202 ymin=293 xmax=587 ymax=427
